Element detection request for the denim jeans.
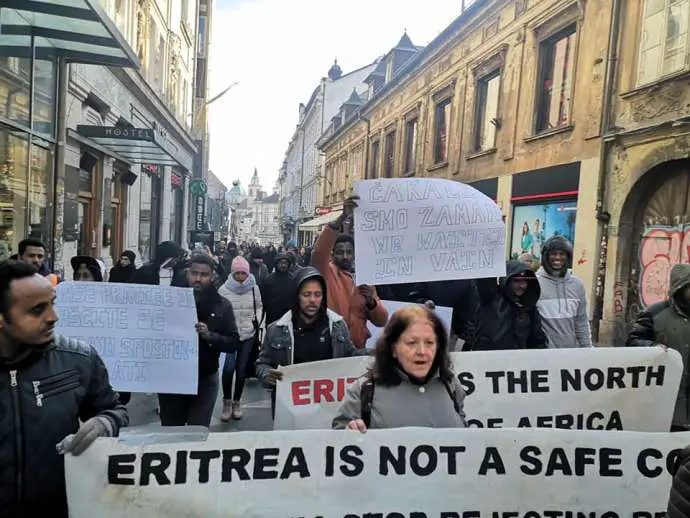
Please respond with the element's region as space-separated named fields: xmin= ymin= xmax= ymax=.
xmin=222 ymin=337 xmax=254 ymax=400
xmin=158 ymin=373 xmax=219 ymax=427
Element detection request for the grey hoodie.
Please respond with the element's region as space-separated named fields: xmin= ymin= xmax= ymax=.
xmin=536 ymin=267 xmax=592 ymax=348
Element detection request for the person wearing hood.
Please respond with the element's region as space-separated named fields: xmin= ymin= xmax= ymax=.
xmin=218 ymin=257 xmax=264 ymax=421
xmin=71 ymin=255 xmax=106 ymax=282
xmin=260 ymin=252 xmax=297 ymax=326
xmin=132 ymin=241 xmax=186 ymax=286
xmin=536 ymin=236 xmax=592 ymax=348
xmin=109 ymin=251 xmax=136 ymax=283
xmin=466 ymin=260 xmax=548 ymax=351
xmin=627 ymin=264 xmax=690 ymax=430
xmin=256 ymin=267 xmax=359 ymax=416
xmin=249 ymin=248 xmax=269 ymax=286
xmin=157 ymin=254 xmax=240 ymax=427
xmin=312 ymin=197 xmax=388 ymax=349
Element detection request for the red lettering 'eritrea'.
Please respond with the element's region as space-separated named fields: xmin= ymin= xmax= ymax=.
xmin=290 ymin=377 xmax=359 ymax=406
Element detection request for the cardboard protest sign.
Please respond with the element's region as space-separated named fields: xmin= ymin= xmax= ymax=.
xmin=66 ymin=428 xmax=690 ymax=517
xmin=55 ymin=282 xmax=198 ymax=394
xmin=353 ymin=178 xmax=505 ymax=285
xmin=274 ymin=347 xmax=682 ymax=432
xmin=365 ymin=300 xmax=453 ymax=349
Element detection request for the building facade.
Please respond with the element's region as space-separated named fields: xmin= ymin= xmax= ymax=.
xmin=205 ymin=169 xmax=228 ymax=242
xmin=319 ymin=0 xmax=612 ymax=332
xmin=279 ymin=59 xmax=376 ymax=245
xmin=597 ymin=0 xmax=690 ymax=344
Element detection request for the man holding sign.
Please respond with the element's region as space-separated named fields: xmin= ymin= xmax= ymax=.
xmin=0 ymin=261 xmax=128 ymax=517
xmin=312 ymin=196 xmax=388 ymax=349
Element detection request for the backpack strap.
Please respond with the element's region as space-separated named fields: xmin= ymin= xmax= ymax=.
xmin=360 ymin=379 xmax=375 ymax=428
xmin=441 ymin=378 xmax=462 ymax=415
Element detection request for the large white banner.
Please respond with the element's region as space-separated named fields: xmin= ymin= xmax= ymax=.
xmin=365 ymin=300 xmax=453 ymax=349
xmin=353 ymin=178 xmax=506 ymax=285
xmin=55 ymin=282 xmax=199 ymax=394
xmin=274 ymin=348 xmax=682 ymax=432
xmin=66 ymin=428 xmax=690 ymax=517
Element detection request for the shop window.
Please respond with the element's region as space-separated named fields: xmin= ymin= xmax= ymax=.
xmin=0 ymin=58 xmax=31 ymax=129
xmin=32 ymin=59 xmax=56 ymax=136
xmin=139 ymin=172 xmax=153 ymax=261
xmin=637 ymin=0 xmax=689 ymax=86
xmin=369 ymin=140 xmax=380 ymax=179
xmin=76 ymin=152 xmax=100 ymax=256
xmin=434 ymin=98 xmax=451 ymax=164
xmin=535 ymin=25 xmax=576 ymax=133
xmin=509 ymin=199 xmax=578 ymax=261
xmin=384 ymin=130 xmax=396 ymax=178
xmin=473 ymin=70 xmax=501 ymax=152
xmin=403 ymin=117 xmax=418 ymax=176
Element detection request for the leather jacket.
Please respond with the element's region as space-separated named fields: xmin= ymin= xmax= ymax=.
xmin=0 ymin=334 xmax=128 ymax=518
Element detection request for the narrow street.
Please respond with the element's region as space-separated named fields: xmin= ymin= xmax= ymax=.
xmin=126 ymin=378 xmax=273 ymax=433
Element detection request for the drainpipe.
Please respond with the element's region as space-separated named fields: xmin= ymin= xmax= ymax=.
xmin=52 ymin=57 xmax=68 ymax=273
xmin=359 ymin=114 xmax=371 ymax=179
xmin=592 ymin=0 xmax=622 ymax=342
xmin=297 ymin=126 xmax=306 ymax=243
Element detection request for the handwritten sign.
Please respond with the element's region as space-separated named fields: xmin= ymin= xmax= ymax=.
xmin=365 ymin=300 xmax=453 ymax=349
xmin=274 ymin=347 xmax=682 ymax=432
xmin=66 ymin=428 xmax=690 ymax=517
xmin=353 ymin=178 xmax=506 ymax=285
xmin=55 ymin=282 xmax=199 ymax=395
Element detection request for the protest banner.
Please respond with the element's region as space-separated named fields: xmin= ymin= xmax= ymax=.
xmin=353 ymin=178 xmax=506 ymax=285
xmin=66 ymin=427 xmax=690 ymax=517
xmin=365 ymin=300 xmax=453 ymax=349
xmin=274 ymin=347 xmax=682 ymax=432
xmin=55 ymin=282 xmax=198 ymax=394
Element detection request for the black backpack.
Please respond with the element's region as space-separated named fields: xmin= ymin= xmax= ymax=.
xmin=360 ymin=378 xmax=462 ymax=428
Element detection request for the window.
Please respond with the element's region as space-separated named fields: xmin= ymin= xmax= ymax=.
xmin=369 ymin=140 xmax=380 ymax=179
xmin=403 ymin=117 xmax=418 ymax=175
xmin=473 ymin=71 xmax=501 ymax=152
xmin=384 ymin=131 xmax=396 ymax=178
xmin=637 ymin=0 xmax=689 ymax=85
xmin=434 ymin=99 xmax=452 ymax=163
xmin=536 ymin=25 xmax=576 ymax=133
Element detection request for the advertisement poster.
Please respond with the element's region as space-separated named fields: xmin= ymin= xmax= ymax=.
xmin=510 ymin=200 xmax=577 ymax=260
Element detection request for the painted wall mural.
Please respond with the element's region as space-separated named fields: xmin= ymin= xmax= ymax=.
xmin=638 ymin=224 xmax=690 ymax=307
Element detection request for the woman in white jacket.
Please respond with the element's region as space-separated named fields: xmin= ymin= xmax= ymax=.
xmin=218 ymin=256 xmax=264 ymax=420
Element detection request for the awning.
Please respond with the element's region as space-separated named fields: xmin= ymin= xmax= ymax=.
xmin=0 ymin=0 xmax=139 ymax=68
xmin=299 ymin=210 xmax=342 ymax=231
xmin=76 ymin=125 xmax=194 ymax=172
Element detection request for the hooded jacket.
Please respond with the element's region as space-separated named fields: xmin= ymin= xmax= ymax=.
xmin=109 ymin=251 xmax=136 ymax=283
xmin=260 ymin=253 xmax=297 ymax=325
xmin=0 ymin=335 xmax=128 ymax=517
xmin=218 ymin=274 xmax=264 ymax=341
xmin=536 ymin=236 xmax=592 ymax=348
xmin=667 ymin=445 xmax=690 ymax=518
xmin=132 ymin=241 xmax=185 ymax=286
xmin=249 ymin=249 xmax=269 ymax=286
xmin=627 ymin=264 xmax=690 ymax=428
xmin=413 ymin=280 xmax=479 ymax=342
xmin=256 ymin=267 xmax=359 ymax=388
xmin=312 ymin=226 xmax=388 ymax=348
xmin=466 ymin=260 xmax=548 ymax=351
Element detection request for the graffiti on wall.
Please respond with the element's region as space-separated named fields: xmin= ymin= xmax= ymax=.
xmin=638 ymin=224 xmax=690 ymax=307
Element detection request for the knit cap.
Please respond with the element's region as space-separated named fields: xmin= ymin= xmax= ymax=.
xmin=231 ymin=256 xmax=250 ymax=275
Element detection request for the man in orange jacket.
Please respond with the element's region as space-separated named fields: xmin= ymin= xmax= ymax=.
xmin=312 ymin=197 xmax=388 ymax=349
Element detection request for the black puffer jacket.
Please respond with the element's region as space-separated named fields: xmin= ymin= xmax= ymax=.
xmin=260 ymin=253 xmax=297 ymax=325
xmin=667 ymin=446 xmax=690 ymax=518
xmin=0 ymin=335 xmax=128 ymax=518
xmin=466 ymin=260 xmax=548 ymax=351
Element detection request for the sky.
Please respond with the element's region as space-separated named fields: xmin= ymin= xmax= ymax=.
xmin=207 ymin=0 xmax=466 ymax=192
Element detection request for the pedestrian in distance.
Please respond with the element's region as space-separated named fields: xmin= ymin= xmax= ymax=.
xmin=333 ymin=305 xmax=466 ymax=431
xmin=109 ymin=250 xmax=136 ymax=283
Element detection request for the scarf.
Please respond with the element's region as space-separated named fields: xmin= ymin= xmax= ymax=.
xmin=226 ymin=273 xmax=257 ymax=295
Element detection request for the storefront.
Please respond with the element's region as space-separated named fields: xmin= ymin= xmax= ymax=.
xmin=0 ymin=0 xmax=137 ymax=263
xmin=170 ymin=169 xmax=185 ymax=244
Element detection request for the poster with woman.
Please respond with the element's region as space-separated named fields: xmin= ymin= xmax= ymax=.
xmin=510 ymin=200 xmax=577 ymax=261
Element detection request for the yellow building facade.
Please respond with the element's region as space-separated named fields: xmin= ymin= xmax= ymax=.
xmin=320 ymin=0 xmax=613 ymax=328
xmin=598 ymin=0 xmax=690 ymax=344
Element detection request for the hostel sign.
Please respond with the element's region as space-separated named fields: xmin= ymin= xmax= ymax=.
xmin=195 ymin=195 xmax=205 ymax=231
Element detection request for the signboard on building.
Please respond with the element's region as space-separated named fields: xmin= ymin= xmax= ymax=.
xmin=194 ymin=195 xmax=205 ymax=231
xmin=314 ymin=206 xmax=332 ymax=216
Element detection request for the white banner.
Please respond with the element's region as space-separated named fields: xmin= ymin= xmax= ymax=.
xmin=365 ymin=300 xmax=453 ymax=349
xmin=274 ymin=348 xmax=682 ymax=432
xmin=66 ymin=428 xmax=689 ymax=517
xmin=55 ymin=282 xmax=199 ymax=394
xmin=353 ymin=178 xmax=506 ymax=285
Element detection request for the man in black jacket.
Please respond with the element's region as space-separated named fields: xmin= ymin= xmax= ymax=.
xmin=157 ymin=254 xmax=240 ymax=427
xmin=260 ymin=252 xmax=297 ymax=325
xmin=466 ymin=260 xmax=548 ymax=351
xmin=0 ymin=261 xmax=128 ymax=518
xmin=132 ymin=240 xmax=186 ymax=286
